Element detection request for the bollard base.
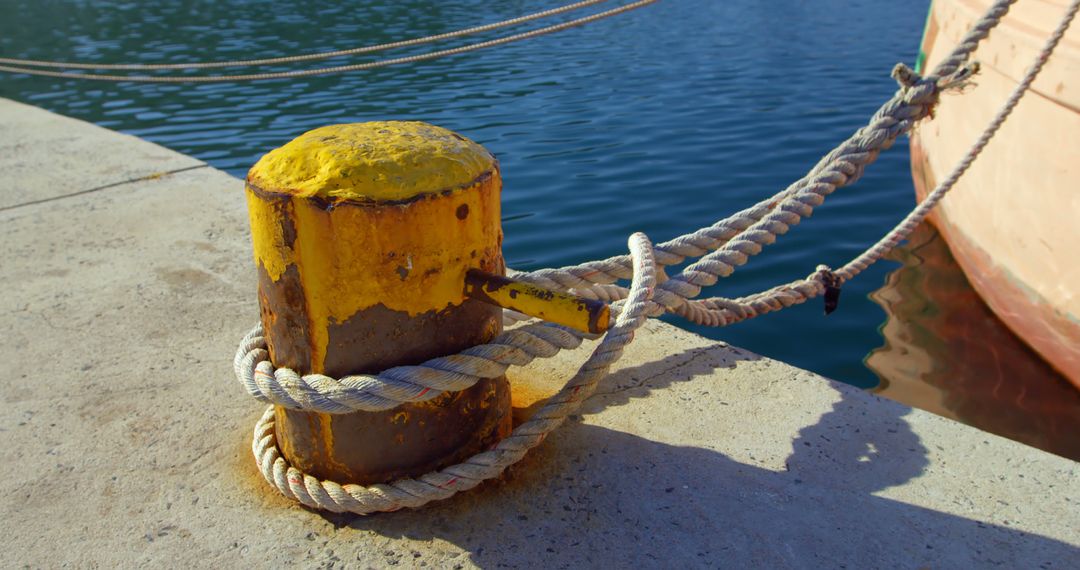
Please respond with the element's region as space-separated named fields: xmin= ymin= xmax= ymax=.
xmin=275 ymin=375 xmax=511 ymax=485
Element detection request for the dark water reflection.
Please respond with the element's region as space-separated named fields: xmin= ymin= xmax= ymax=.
xmin=868 ymin=223 xmax=1080 ymax=460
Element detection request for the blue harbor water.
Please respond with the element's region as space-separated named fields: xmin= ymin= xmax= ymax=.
xmin=2 ymin=0 xmax=1077 ymax=456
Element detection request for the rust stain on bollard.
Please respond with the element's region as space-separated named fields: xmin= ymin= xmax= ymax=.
xmin=245 ymin=122 xmax=511 ymax=485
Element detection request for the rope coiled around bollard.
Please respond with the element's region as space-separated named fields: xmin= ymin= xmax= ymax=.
xmin=235 ymin=320 xmax=586 ymax=413
xmin=229 ymin=61 xmax=968 ymax=415
xmin=232 ymin=0 xmax=1079 ymax=514
xmin=250 ymin=232 xmax=657 ymax=514
xmin=233 ymin=0 xmax=1037 ymax=416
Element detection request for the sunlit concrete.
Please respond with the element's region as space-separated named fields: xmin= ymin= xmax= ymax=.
xmin=1 ymin=98 xmax=1076 ymax=568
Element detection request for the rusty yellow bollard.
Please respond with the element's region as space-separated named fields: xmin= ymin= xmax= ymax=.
xmin=464 ymin=269 xmax=610 ymax=334
xmin=245 ymin=121 xmax=511 ymax=484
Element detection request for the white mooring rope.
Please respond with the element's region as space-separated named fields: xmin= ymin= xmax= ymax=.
xmin=253 ymin=232 xmax=657 ymax=513
xmin=231 ymin=0 xmax=1078 ymax=514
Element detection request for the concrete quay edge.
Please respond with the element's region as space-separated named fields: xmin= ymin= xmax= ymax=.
xmin=1 ymin=98 xmax=1076 ymax=568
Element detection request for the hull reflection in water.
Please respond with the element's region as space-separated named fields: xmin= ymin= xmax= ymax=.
xmin=867 ymin=223 xmax=1080 ymax=461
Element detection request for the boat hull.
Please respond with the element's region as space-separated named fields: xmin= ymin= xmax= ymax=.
xmin=911 ymin=0 xmax=1080 ymax=388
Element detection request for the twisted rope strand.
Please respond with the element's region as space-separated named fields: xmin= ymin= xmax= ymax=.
xmin=511 ymin=65 xmax=951 ymax=323
xmin=235 ymin=320 xmax=586 ymax=413
xmin=253 ymin=233 xmax=657 ymax=514
xmin=232 ymin=0 xmax=1031 ymax=416
xmin=510 ymin=0 xmax=1019 ymax=308
xmin=685 ymin=0 xmax=1079 ymax=326
xmin=838 ymin=0 xmax=1080 ymax=282
xmin=233 ymin=0 xmax=1078 ymax=515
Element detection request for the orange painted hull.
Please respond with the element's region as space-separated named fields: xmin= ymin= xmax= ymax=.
xmin=911 ymin=0 xmax=1080 ymax=388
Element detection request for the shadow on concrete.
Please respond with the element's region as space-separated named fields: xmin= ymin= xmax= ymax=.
xmin=318 ymin=346 xmax=1077 ymax=567
xmin=511 ymin=340 xmax=764 ymax=423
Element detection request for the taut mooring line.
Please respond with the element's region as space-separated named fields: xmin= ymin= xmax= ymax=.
xmin=0 ymin=0 xmax=613 ymax=70
xmin=0 ymin=1 xmax=656 ymax=82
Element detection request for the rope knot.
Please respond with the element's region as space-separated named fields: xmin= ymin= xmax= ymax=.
xmin=937 ymin=61 xmax=981 ymax=91
xmin=815 ymin=265 xmax=843 ymax=316
xmin=891 ymin=62 xmax=941 ymax=118
xmin=891 ymin=63 xmax=921 ymax=89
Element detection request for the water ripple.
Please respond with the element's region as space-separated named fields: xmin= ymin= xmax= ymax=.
xmin=1 ymin=0 xmax=931 ymax=387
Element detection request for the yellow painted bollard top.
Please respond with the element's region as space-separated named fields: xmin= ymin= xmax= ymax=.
xmin=248 ymin=121 xmax=496 ymax=202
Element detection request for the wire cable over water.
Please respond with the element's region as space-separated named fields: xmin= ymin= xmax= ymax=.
xmin=0 ymin=0 xmax=612 ymax=70
xmin=0 ymin=0 xmax=656 ymax=82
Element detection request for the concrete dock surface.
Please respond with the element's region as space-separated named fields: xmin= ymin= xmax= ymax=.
xmin=1 ymin=97 xmax=1077 ymax=568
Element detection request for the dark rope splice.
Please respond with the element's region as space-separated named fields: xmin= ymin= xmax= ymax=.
xmin=821 ymin=269 xmax=842 ymax=315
